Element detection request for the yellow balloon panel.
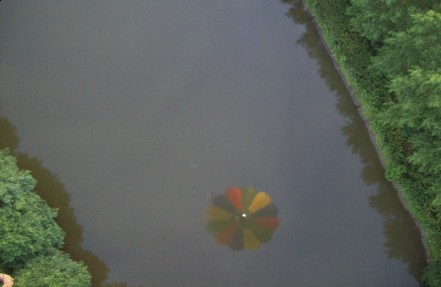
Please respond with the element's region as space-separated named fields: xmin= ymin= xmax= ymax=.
xmin=247 ymin=192 xmax=271 ymax=213
xmin=243 ymin=228 xmax=261 ymax=250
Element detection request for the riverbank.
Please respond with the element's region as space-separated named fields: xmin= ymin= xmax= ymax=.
xmin=298 ymin=0 xmax=441 ymax=285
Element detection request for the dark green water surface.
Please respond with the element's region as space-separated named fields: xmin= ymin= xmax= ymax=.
xmin=0 ymin=1 xmax=426 ymax=286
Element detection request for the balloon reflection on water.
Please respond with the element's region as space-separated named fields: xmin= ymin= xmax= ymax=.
xmin=207 ymin=187 xmax=280 ymax=251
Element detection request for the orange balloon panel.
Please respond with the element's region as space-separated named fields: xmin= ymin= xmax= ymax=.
xmin=216 ymin=223 xmax=239 ymax=245
xmin=253 ymin=217 xmax=280 ymax=230
xmin=226 ymin=187 xmax=243 ymax=212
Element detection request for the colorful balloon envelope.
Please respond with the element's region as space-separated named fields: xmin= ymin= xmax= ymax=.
xmin=207 ymin=187 xmax=279 ymax=251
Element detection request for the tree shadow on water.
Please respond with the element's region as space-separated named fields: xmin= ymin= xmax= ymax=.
xmin=281 ymin=0 xmax=427 ymax=282
xmin=0 ymin=116 xmax=128 ymax=287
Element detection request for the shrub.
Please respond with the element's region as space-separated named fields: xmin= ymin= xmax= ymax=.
xmin=14 ymin=250 xmax=91 ymax=287
xmin=423 ymin=260 xmax=441 ymax=287
xmin=0 ymin=149 xmax=36 ymax=205
xmin=0 ymin=190 xmax=65 ymax=269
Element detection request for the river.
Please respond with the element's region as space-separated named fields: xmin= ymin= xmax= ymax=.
xmin=0 ymin=1 xmax=426 ymax=286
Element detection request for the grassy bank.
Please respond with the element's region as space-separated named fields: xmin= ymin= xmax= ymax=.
xmin=298 ymin=0 xmax=441 ymax=285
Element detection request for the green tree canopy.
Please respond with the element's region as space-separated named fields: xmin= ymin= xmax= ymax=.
xmin=372 ymin=9 xmax=441 ymax=210
xmin=0 ymin=149 xmax=65 ymax=269
xmin=348 ymin=0 xmax=434 ymax=44
xmin=0 ymin=149 xmax=36 ymax=205
xmin=372 ymin=9 xmax=441 ymax=78
xmin=374 ymin=9 xmax=441 ymax=174
xmin=14 ymin=250 xmax=91 ymax=287
xmin=387 ymin=69 xmax=441 ymax=204
xmin=0 ymin=192 xmax=65 ymax=269
xmin=387 ymin=69 xmax=441 ymax=161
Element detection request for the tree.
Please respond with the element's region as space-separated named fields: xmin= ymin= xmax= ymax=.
xmin=14 ymin=250 xmax=91 ymax=287
xmin=0 ymin=192 xmax=65 ymax=269
xmin=387 ymin=69 xmax=441 ymax=171
xmin=372 ymin=9 xmax=441 ymax=170
xmin=0 ymin=149 xmax=36 ymax=205
xmin=0 ymin=148 xmax=93 ymax=283
xmin=387 ymin=69 xmax=441 ymax=207
xmin=0 ymin=149 xmax=65 ymax=269
xmin=347 ymin=0 xmax=435 ymax=44
xmin=371 ymin=9 xmax=441 ymax=210
xmin=372 ymin=9 xmax=441 ymax=78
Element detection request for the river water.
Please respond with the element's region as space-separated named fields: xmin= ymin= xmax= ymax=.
xmin=0 ymin=1 xmax=427 ymax=286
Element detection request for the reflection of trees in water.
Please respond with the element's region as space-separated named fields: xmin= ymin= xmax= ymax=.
xmin=281 ymin=0 xmax=427 ymax=281
xmin=0 ymin=116 xmax=127 ymax=287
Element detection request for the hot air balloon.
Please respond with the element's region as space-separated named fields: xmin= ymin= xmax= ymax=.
xmin=207 ymin=187 xmax=279 ymax=251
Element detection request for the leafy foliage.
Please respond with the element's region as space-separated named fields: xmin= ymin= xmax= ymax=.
xmin=347 ymin=0 xmax=434 ymax=44
xmin=372 ymin=10 xmax=441 ymax=77
xmin=0 ymin=192 xmax=64 ymax=269
xmin=0 ymin=149 xmax=65 ymax=269
xmin=372 ymin=9 xmax=441 ymax=212
xmin=423 ymin=260 xmax=441 ymax=287
xmin=0 ymin=149 xmax=36 ymax=205
xmin=14 ymin=250 xmax=91 ymax=287
xmin=0 ymin=149 xmax=91 ymax=285
xmin=303 ymin=0 xmax=441 ymax=285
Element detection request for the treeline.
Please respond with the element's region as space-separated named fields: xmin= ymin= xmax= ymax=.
xmin=0 ymin=149 xmax=91 ymax=286
xmin=299 ymin=0 xmax=441 ymax=285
